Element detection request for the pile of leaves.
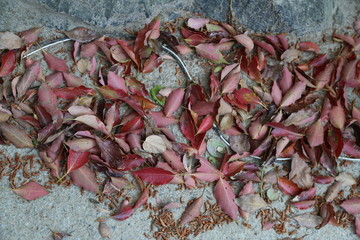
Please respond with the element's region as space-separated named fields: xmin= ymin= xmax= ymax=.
xmin=1 ymin=15 xmax=360 ymax=239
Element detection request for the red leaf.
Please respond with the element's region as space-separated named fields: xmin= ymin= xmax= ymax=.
xmin=132 ymin=167 xmax=175 ymax=185
xmin=111 ymin=205 xmax=135 ymax=221
xmin=306 ymin=119 xmax=324 ymax=147
xmin=299 ymin=41 xmax=320 ymax=52
xmin=341 ymin=198 xmax=360 ymax=215
xmin=214 ymin=178 xmax=238 ymax=220
xmin=121 ymin=115 xmax=144 ymax=133
xmin=164 ymin=88 xmax=185 ymax=117
xmin=222 ymin=72 xmax=240 ymax=94
xmin=253 ymin=39 xmax=276 ymax=57
xmin=195 ymin=43 xmax=228 ymax=64
xmin=343 ymin=140 xmax=360 ymax=158
xmin=43 ymin=51 xmax=69 ymax=72
xmin=314 ymin=175 xmax=334 ymax=184
xmin=291 ymin=200 xmax=316 ymax=209
xmin=180 ymin=110 xmax=196 ymax=142
xmin=248 ymin=56 xmax=261 ymax=82
xmin=162 ymin=150 xmax=185 ymax=172
xmin=69 ymin=165 xmax=99 ymax=193
xmin=233 ymin=34 xmax=254 ymax=51
xmin=278 ymin=177 xmax=303 ymax=196
xmin=0 ymin=50 xmax=16 ymax=77
xmin=234 ymin=88 xmax=261 ymax=105
xmin=67 ymin=150 xmax=90 ymax=173
xmin=134 ymin=187 xmax=149 ymax=209
xmin=149 ymin=111 xmax=178 ymax=128
xmin=196 ymin=116 xmax=214 ymax=135
xmin=38 ymin=83 xmax=62 ymax=119
xmin=294 ymin=187 xmax=316 ymax=201
xmin=279 ymin=80 xmax=307 ymax=107
xmin=266 ymin=122 xmax=303 ymax=141
xmin=53 ymin=86 xmax=96 ymax=99
xmin=143 ymin=54 xmax=162 ymax=73
xmin=13 ymin=182 xmax=49 ymax=200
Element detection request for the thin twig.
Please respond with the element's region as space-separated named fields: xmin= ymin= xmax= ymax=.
xmin=22 ymin=38 xmax=71 ymax=58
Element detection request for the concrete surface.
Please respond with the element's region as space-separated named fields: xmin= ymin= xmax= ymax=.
xmin=0 ymin=0 xmax=360 ymax=240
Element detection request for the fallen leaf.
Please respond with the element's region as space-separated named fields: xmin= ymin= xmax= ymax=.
xmin=179 ymin=196 xmax=204 ymax=225
xmin=294 ymin=213 xmax=323 ymax=228
xmin=278 ymin=177 xmax=303 ymax=196
xmin=0 ymin=123 xmax=34 ymax=148
xmin=195 ymin=43 xmax=228 ymax=64
xmin=43 ymin=51 xmax=69 ymax=72
xmin=13 ymin=182 xmax=49 ymax=200
xmin=306 ymin=119 xmax=324 ymax=147
xmin=164 ymin=88 xmax=185 ymax=117
xmin=235 ymin=193 xmax=267 ymax=212
xmin=187 ymin=18 xmax=210 ymax=30
xmin=16 ymin=61 xmax=41 ymax=98
xmin=142 ymin=135 xmax=167 ymax=154
xmin=69 ymin=165 xmax=99 ymax=193
xmin=230 ymin=134 xmax=250 ymax=155
xmin=281 ymin=47 xmax=300 ymax=63
xmin=132 ymin=167 xmax=175 ymax=185
xmin=279 ymin=80 xmax=307 ymax=107
xmin=0 ymin=32 xmax=22 ymax=49
xmin=233 ymin=34 xmax=254 ymax=51
xmin=329 ymin=100 xmax=346 ymax=130
xmin=289 ymin=153 xmax=313 ymax=189
xmin=214 ymin=178 xmax=238 ymax=220
xmin=76 ymin=59 xmax=92 ymax=73
xmin=19 ymin=27 xmax=42 ymax=45
xmin=98 ymin=222 xmax=111 ymax=239
xmin=75 ymin=115 xmax=110 ymax=135
xmin=0 ymin=50 xmax=16 ymax=77
xmin=67 ymin=150 xmax=90 ymax=173
xmin=299 ymin=41 xmax=320 ymax=52
xmin=64 ymin=27 xmax=100 ymax=43
xmin=341 ymin=198 xmax=360 ymax=215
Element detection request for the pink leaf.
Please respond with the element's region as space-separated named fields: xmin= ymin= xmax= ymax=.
xmin=266 ymin=122 xmax=303 ymax=141
xmin=214 ymin=178 xmax=238 ymax=220
xmin=164 ymin=88 xmax=185 ymax=117
xmin=107 ymin=71 xmax=127 ymax=92
xmin=233 ymin=34 xmax=254 ymax=51
xmin=306 ymin=119 xmax=324 ymax=147
xmin=341 ymin=198 xmax=360 ymax=215
xmin=291 ymin=200 xmax=316 ymax=210
xmin=195 ymin=43 xmax=228 ymax=64
xmin=63 ymin=72 xmax=83 ymax=87
xmin=111 ymin=205 xmax=135 ymax=221
xmin=279 ymin=80 xmax=307 ymax=107
xmin=0 ymin=50 xmax=16 ymax=77
xmin=149 ymin=111 xmax=178 ymax=128
xmin=221 ymin=72 xmax=240 ymax=94
xmin=13 ymin=182 xmax=49 ymax=200
xmin=289 ymin=153 xmax=313 ymax=189
xmin=19 ymin=27 xmax=42 ymax=45
xmin=329 ymin=101 xmax=346 ymax=130
xmin=314 ymin=175 xmax=334 ymax=184
xmin=69 ymin=165 xmax=99 ymax=193
xmin=162 ymin=150 xmax=185 ymax=172
xmin=271 ymin=80 xmax=282 ymax=106
xmin=43 ymin=51 xmax=69 ymax=72
xmin=16 ymin=61 xmax=41 ymax=98
xmin=75 ymin=115 xmax=110 ymax=135
xmin=132 ymin=167 xmax=175 ymax=185
xmin=299 ymin=41 xmax=320 ymax=52
xmin=187 ymin=18 xmax=210 ymax=30
xmin=67 ymin=150 xmax=90 ymax=173
xmin=279 ymin=67 xmax=293 ymax=94
xmin=314 ymin=62 xmax=335 ymax=89
xmin=143 ymin=54 xmax=161 ymax=73
xmin=38 ymin=83 xmax=62 ymax=119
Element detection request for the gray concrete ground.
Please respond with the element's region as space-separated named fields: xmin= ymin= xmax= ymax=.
xmin=0 ymin=0 xmax=360 ymax=240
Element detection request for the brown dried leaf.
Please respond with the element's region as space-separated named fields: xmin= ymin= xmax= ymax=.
xmin=98 ymin=222 xmax=111 ymax=239
xmin=0 ymin=32 xmax=23 ymax=49
xmin=64 ymin=27 xmax=100 ymax=43
xmin=179 ymin=196 xmax=204 ymax=225
xmin=0 ymin=123 xmax=34 ymax=148
xmin=289 ymin=153 xmax=313 ymax=189
xmin=142 ymin=135 xmax=166 ymax=154
xmin=235 ymin=193 xmax=267 ymax=213
xmin=230 ymin=133 xmax=250 ymax=155
xmin=294 ymin=213 xmax=323 ymax=228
